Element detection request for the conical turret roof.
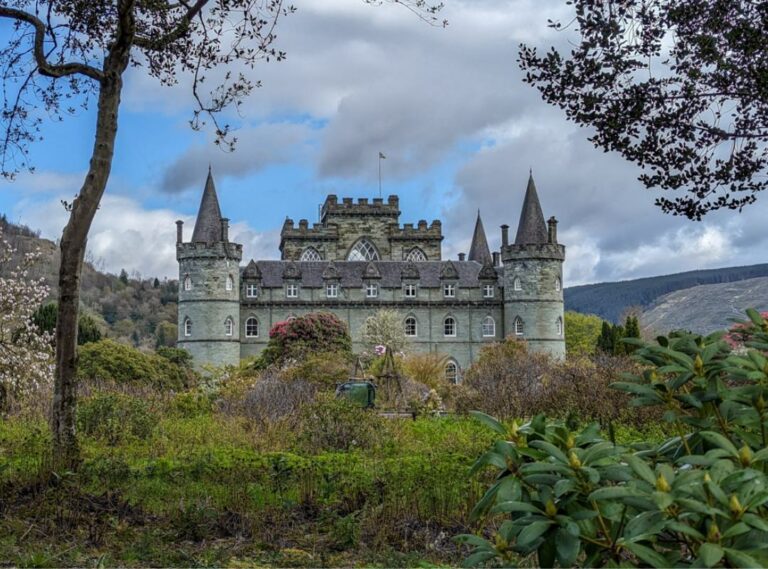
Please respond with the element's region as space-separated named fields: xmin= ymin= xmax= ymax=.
xmin=191 ymin=169 xmax=224 ymax=243
xmin=468 ymin=210 xmax=492 ymax=265
xmin=514 ymin=173 xmax=548 ymax=245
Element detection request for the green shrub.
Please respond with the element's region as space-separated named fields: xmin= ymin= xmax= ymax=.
xmin=32 ymin=302 xmax=104 ymax=345
xmin=77 ymin=339 xmax=191 ymax=389
xmin=280 ymin=351 xmax=353 ymax=388
xmin=458 ymin=309 xmax=768 ymax=568
xmin=167 ymin=391 xmax=214 ymax=418
xmin=77 ymin=393 xmax=154 ymax=445
xmin=297 ymin=393 xmax=384 ymax=452
xmin=262 ymin=312 xmax=352 ymax=365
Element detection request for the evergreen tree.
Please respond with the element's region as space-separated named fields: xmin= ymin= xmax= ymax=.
xmin=611 ymin=325 xmax=626 ymax=356
xmin=624 ymin=316 xmax=641 ymax=354
xmin=597 ymin=321 xmax=614 ymax=353
xmin=119 ymin=269 xmax=129 ymax=285
xmin=153 ymin=277 xmax=160 ymax=289
xmin=77 ymin=315 xmax=102 ymax=345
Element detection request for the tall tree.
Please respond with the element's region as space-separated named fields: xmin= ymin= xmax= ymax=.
xmin=0 ymin=0 xmax=444 ymax=467
xmin=519 ymin=1 xmax=768 ymax=220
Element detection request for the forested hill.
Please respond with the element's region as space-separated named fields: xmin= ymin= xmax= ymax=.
xmin=565 ymin=264 xmax=768 ymax=323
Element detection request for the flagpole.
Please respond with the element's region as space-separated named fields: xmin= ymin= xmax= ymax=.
xmin=378 ymin=154 xmax=382 ymax=199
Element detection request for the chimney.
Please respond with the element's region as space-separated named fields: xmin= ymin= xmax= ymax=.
xmin=176 ymin=220 xmax=184 ymax=244
xmin=501 ymin=224 xmax=509 ymax=247
xmin=492 ymin=252 xmax=500 ymax=267
xmin=221 ymin=218 xmax=229 ymax=242
xmin=547 ymin=216 xmax=558 ymax=244
xmin=458 ymin=253 xmax=466 ymax=261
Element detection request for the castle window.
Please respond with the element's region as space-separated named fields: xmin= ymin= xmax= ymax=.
xmin=183 ymin=276 xmax=192 ymax=291
xmin=445 ymin=361 xmax=459 ymax=384
xmin=444 ymin=316 xmax=456 ymax=337
xmin=556 ymin=317 xmax=563 ymax=336
xmin=287 ymin=315 xmax=297 ymax=322
xmin=482 ymin=316 xmax=496 ymax=337
xmin=246 ymin=284 xmax=259 ymax=298
xmin=183 ymin=318 xmax=192 ymax=337
xmin=245 ymin=317 xmax=259 ymax=338
xmin=404 ymin=284 xmax=417 ymax=298
xmin=483 ymin=285 xmax=495 ymax=298
xmin=555 ymin=277 xmax=562 ymax=292
xmin=513 ymin=277 xmax=522 ymax=291
xmin=348 ymin=239 xmax=380 ymax=262
xmin=300 ymin=247 xmax=322 ymax=262
xmin=404 ymin=316 xmax=418 ymax=337
xmin=226 ymin=275 xmax=234 ymax=291
xmin=365 ymin=283 xmax=379 ymax=298
xmin=326 ymin=283 xmax=339 ymax=298
xmin=405 ymin=247 xmax=427 ymax=262
xmin=514 ymin=317 xmax=524 ymax=336
xmin=443 ymin=284 xmax=456 ymax=298
xmin=286 ymin=284 xmax=299 ymax=298
xmin=225 ymin=317 xmax=234 ymax=336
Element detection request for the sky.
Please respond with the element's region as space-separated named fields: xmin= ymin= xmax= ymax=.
xmin=1 ymin=0 xmax=766 ymax=285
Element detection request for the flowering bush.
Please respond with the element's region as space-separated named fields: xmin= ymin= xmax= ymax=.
xmin=0 ymin=228 xmax=53 ymax=412
xmin=261 ymin=312 xmax=352 ymax=365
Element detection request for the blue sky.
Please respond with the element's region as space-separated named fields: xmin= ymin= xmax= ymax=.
xmin=2 ymin=0 xmax=766 ymax=283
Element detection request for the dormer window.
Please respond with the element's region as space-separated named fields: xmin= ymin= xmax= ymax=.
xmin=348 ymin=239 xmax=380 ymax=261
xmin=246 ymin=284 xmax=259 ymax=298
xmin=326 ymin=283 xmax=339 ymax=298
xmin=483 ymin=285 xmax=495 ymax=298
xmin=404 ymin=284 xmax=417 ymax=298
xmin=443 ymin=284 xmax=456 ymax=298
xmin=365 ymin=283 xmax=379 ymax=298
xmin=286 ymin=284 xmax=299 ymax=298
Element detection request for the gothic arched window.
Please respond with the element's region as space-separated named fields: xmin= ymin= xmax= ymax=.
xmin=405 ymin=247 xmax=428 ymax=262
xmin=555 ymin=277 xmax=562 ymax=291
xmin=514 ymin=317 xmax=524 ymax=336
xmin=184 ymin=317 xmax=192 ymax=337
xmin=347 ymin=239 xmax=380 ymax=261
xmin=245 ymin=317 xmax=259 ymax=338
xmin=404 ymin=316 xmax=418 ymax=337
xmin=444 ymin=316 xmax=457 ymax=337
xmin=300 ymin=247 xmax=322 ymax=262
xmin=183 ymin=275 xmax=192 ymax=291
xmin=445 ymin=360 xmax=459 ymax=384
xmin=556 ymin=316 xmax=563 ymax=336
xmin=224 ymin=317 xmax=234 ymax=336
xmin=226 ymin=274 xmax=234 ymax=291
xmin=482 ymin=316 xmax=496 ymax=337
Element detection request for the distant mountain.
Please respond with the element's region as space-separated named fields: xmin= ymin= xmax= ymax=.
xmin=642 ymin=277 xmax=768 ymax=335
xmin=565 ymin=264 xmax=768 ymax=323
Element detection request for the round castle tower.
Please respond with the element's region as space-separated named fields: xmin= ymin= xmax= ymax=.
xmin=176 ymin=170 xmax=242 ymax=368
xmin=501 ymin=174 xmax=566 ymax=360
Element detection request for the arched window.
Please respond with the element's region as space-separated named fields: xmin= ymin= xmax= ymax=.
xmin=184 ymin=317 xmax=192 ymax=337
xmin=183 ymin=275 xmax=192 ymax=291
xmin=556 ymin=316 xmax=563 ymax=336
xmin=300 ymin=247 xmax=322 ymax=261
xmin=514 ymin=317 xmax=524 ymax=336
xmin=405 ymin=247 xmax=427 ymax=262
xmin=482 ymin=316 xmax=496 ymax=337
xmin=445 ymin=361 xmax=459 ymax=384
xmin=555 ymin=277 xmax=562 ymax=292
xmin=287 ymin=315 xmax=297 ymax=322
xmin=444 ymin=316 xmax=456 ymax=337
xmin=245 ymin=317 xmax=259 ymax=338
xmin=404 ymin=316 xmax=418 ymax=337
xmin=226 ymin=274 xmax=234 ymax=291
xmin=224 ymin=317 xmax=234 ymax=336
xmin=513 ymin=277 xmax=522 ymax=291
xmin=347 ymin=239 xmax=380 ymax=261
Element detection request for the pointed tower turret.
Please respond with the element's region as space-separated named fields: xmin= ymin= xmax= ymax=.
xmin=191 ymin=168 xmax=224 ymax=243
xmin=468 ymin=210 xmax=493 ymax=265
xmin=177 ymin=169 xmax=243 ymax=369
xmin=514 ymin=174 xmax=548 ymax=245
xmin=501 ymin=173 xmax=566 ymax=360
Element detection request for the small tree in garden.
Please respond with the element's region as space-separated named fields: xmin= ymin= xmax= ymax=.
xmin=262 ymin=312 xmax=352 ymax=365
xmin=0 ymin=228 xmax=53 ymax=412
xmin=458 ymin=308 xmax=768 ymax=568
xmin=362 ymin=309 xmax=409 ymax=355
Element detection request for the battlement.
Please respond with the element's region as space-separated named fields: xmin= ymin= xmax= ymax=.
xmin=389 ymin=219 xmax=443 ymax=241
xmin=502 ymin=243 xmax=565 ymax=262
xmin=281 ymin=218 xmax=339 ymax=239
xmin=177 ymin=241 xmax=243 ymax=261
xmin=321 ymin=194 xmax=400 ymax=222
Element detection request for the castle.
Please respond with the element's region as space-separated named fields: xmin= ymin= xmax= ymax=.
xmin=176 ymin=171 xmax=566 ymax=380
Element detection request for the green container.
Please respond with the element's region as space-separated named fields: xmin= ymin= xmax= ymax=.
xmin=335 ymin=381 xmax=376 ymax=409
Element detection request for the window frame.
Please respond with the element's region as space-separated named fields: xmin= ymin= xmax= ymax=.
xmin=444 ymin=316 xmax=457 ymax=337
xmin=403 ymin=283 xmax=417 ymax=298
xmin=365 ymin=283 xmax=379 ymax=298
xmin=405 ymin=247 xmax=427 ymax=262
xmin=404 ymin=316 xmax=418 ymax=337
xmin=246 ymin=283 xmax=259 ymax=298
xmin=514 ymin=317 xmax=524 ymax=336
xmin=482 ymin=316 xmax=496 ymax=337
xmin=326 ymin=283 xmax=339 ymax=298
xmin=184 ymin=318 xmax=192 ymax=337
xmin=245 ymin=317 xmax=259 ymax=338
xmin=225 ymin=317 xmax=234 ymax=337
xmin=183 ymin=276 xmax=192 ymax=291
xmin=556 ymin=317 xmax=563 ymax=336
xmin=513 ymin=277 xmax=522 ymax=291
xmin=443 ymin=283 xmax=456 ymax=298
xmin=445 ymin=361 xmax=459 ymax=384
xmin=286 ymin=283 xmax=299 ymax=298
xmin=347 ymin=239 xmax=381 ymax=262
xmin=555 ymin=277 xmax=562 ymax=292
xmin=483 ymin=284 xmax=495 ymax=298
xmin=226 ymin=275 xmax=234 ymax=291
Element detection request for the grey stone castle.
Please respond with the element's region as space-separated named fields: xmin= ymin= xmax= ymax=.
xmin=176 ymin=171 xmax=566 ymax=380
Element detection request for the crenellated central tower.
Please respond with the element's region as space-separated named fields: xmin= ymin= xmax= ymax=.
xmin=176 ymin=169 xmax=242 ymax=368
xmin=501 ymin=174 xmax=566 ymax=359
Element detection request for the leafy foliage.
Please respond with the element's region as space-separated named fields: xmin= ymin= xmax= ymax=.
xmin=32 ymin=303 xmax=103 ymax=345
xmin=262 ymin=312 xmax=352 ymax=365
xmin=77 ymin=393 xmax=154 ymax=445
xmin=459 ymin=309 xmax=768 ymax=567
xmin=519 ymin=0 xmax=768 ymax=219
xmin=564 ymin=311 xmax=604 ymax=357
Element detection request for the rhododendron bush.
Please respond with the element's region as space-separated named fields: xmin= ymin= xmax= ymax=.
xmin=262 ymin=312 xmax=352 ymax=365
xmin=0 ymin=229 xmax=53 ymax=410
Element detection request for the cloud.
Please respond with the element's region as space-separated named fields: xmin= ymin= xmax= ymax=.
xmin=160 ymin=122 xmax=314 ymax=193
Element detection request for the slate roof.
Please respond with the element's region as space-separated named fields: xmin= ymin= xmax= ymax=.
xmin=241 ymin=260 xmax=501 ymax=288
xmin=191 ymin=169 xmax=224 ymax=243
xmin=468 ymin=211 xmax=492 ymax=265
xmin=514 ymin=174 xmax=549 ymax=245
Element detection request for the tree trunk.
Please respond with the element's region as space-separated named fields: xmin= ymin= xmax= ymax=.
xmin=50 ymin=2 xmax=135 ymax=468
